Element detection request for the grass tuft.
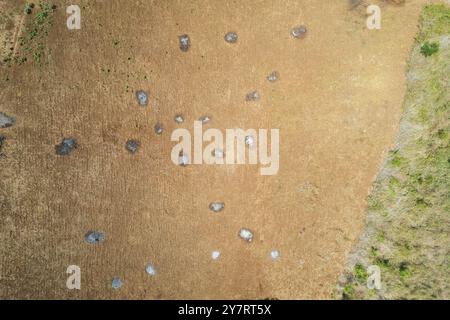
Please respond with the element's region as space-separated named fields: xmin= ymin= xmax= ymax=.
xmin=420 ymin=41 xmax=439 ymax=57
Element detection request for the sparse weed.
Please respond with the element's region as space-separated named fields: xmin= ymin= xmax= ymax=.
xmin=354 ymin=264 xmax=368 ymax=282
xmin=420 ymin=41 xmax=439 ymax=57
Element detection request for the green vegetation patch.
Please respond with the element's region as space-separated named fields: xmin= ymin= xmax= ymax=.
xmin=417 ymin=4 xmax=450 ymax=42
xmin=4 ymin=1 xmax=55 ymax=66
xmin=420 ymin=41 xmax=439 ymax=57
xmin=337 ymin=4 xmax=450 ymax=300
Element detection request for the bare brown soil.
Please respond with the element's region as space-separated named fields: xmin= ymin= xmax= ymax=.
xmin=0 ymin=0 xmax=436 ymax=299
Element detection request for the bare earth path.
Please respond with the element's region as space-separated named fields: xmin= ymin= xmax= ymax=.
xmin=0 ymin=0 xmax=435 ymax=299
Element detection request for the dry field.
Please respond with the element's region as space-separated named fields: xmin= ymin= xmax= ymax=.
xmin=0 ymin=0 xmax=440 ymax=299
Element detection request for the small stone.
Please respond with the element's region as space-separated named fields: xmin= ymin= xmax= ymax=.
xmin=0 ymin=112 xmax=16 ymax=128
xmin=245 ymin=91 xmax=260 ymax=102
xmin=55 ymin=138 xmax=77 ymax=156
xmin=146 ymin=263 xmax=157 ymax=276
xmin=238 ymin=228 xmax=253 ymax=242
xmin=178 ymin=151 xmax=190 ymax=166
xmin=267 ymin=71 xmax=279 ymax=82
xmin=179 ymin=34 xmax=190 ymax=52
xmin=349 ymin=0 xmax=362 ymax=9
xmin=198 ymin=115 xmax=211 ymax=124
xmin=209 ymin=202 xmax=225 ymax=213
xmin=291 ymin=25 xmax=307 ymax=39
xmin=84 ymin=231 xmax=105 ymax=244
xmin=224 ymin=32 xmax=238 ymax=43
xmin=174 ymin=114 xmax=184 ymax=124
xmin=125 ymin=139 xmax=140 ymax=154
xmin=211 ymin=251 xmax=221 ymax=260
xmin=135 ymin=90 xmax=149 ymax=107
xmin=111 ymin=278 xmax=123 ymax=289
xmin=298 ymin=259 xmax=305 ymax=268
xmin=154 ymin=123 xmax=163 ymax=135
xmin=270 ymin=250 xmax=280 ymax=260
